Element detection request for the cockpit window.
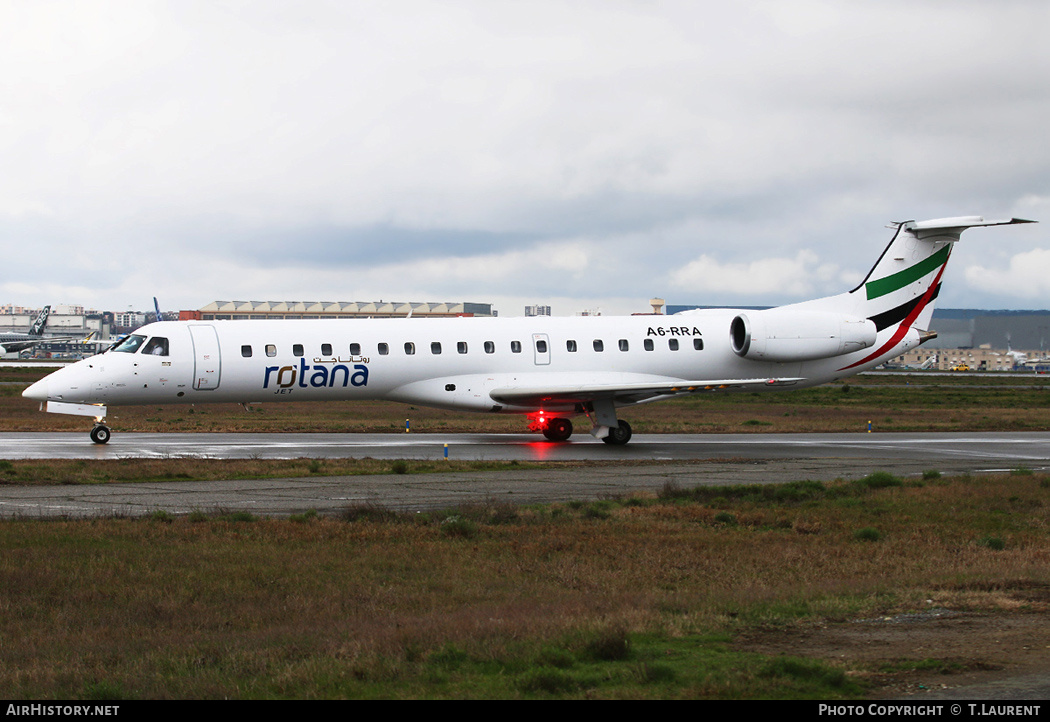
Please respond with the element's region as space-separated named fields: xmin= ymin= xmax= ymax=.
xmin=111 ymin=334 xmax=146 ymax=354
xmin=142 ymin=337 xmax=169 ymax=356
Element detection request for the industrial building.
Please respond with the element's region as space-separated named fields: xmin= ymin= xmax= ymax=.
xmin=190 ymin=300 xmax=494 ymax=320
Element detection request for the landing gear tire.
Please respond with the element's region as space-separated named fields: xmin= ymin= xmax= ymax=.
xmin=601 ymin=420 xmax=632 ymax=446
xmin=90 ymin=425 xmax=111 ymax=445
xmin=542 ymin=417 xmax=573 ymax=442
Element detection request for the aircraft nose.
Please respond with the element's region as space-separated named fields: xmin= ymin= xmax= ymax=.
xmin=22 ymin=378 xmax=49 ymax=402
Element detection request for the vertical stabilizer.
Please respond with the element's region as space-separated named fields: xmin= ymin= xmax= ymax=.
xmin=837 ymin=217 xmax=1034 ymax=370
xmin=28 ymin=306 xmax=50 ymax=337
xmin=857 ymin=217 xmax=1033 ymax=330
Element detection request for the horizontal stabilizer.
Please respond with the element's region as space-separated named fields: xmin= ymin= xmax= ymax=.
xmin=894 ymin=217 xmax=1036 ymax=238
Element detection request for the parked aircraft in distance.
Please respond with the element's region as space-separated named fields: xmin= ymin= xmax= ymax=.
xmin=0 ymin=306 xmax=87 ymax=355
xmin=23 ymin=216 xmax=1035 ymax=445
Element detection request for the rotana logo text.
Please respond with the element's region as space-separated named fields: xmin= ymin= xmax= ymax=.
xmin=263 ymin=359 xmax=369 ymax=389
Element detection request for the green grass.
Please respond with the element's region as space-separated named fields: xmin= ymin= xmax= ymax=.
xmin=0 ymin=457 xmax=567 ymax=486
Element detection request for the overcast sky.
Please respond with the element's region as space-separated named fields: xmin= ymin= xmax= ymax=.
xmin=2 ymin=0 xmax=1048 ymax=316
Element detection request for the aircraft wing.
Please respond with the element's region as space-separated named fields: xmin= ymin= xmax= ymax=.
xmin=0 ymin=334 xmax=94 ymax=354
xmin=490 ymin=377 xmax=805 ymax=408
xmin=0 ymin=339 xmax=43 ymax=354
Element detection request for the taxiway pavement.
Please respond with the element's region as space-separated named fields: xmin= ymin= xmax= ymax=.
xmin=1 ymin=431 xmax=1048 ymax=518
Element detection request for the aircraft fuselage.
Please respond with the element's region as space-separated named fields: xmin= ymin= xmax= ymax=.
xmin=29 ymin=312 xmax=856 ymax=413
xmin=24 ymin=216 xmax=1035 ymax=444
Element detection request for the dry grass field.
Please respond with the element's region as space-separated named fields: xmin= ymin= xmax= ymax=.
xmin=1 ymin=471 xmax=1047 ymax=699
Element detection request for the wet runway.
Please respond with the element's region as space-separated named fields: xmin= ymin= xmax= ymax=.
xmin=1 ymin=430 xmax=1049 ymax=518
xmin=4 ymin=430 xmax=1050 ymax=465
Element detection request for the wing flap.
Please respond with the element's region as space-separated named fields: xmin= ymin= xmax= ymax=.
xmin=490 ymin=377 xmax=805 ymax=408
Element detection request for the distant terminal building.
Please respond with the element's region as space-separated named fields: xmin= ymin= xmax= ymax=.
xmin=891 ymin=347 xmax=1044 ymax=372
xmin=114 ymin=311 xmax=148 ymax=329
xmin=190 ymin=300 xmax=494 ymax=321
xmin=0 ymin=306 xmax=111 ymax=357
xmin=524 ymin=305 xmax=551 ymax=317
xmin=0 ymin=307 xmax=107 ymax=337
xmin=917 ymin=309 xmax=1050 ymax=351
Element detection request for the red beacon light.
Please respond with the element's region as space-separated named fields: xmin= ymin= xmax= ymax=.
xmin=526 ymin=411 xmax=549 ymax=432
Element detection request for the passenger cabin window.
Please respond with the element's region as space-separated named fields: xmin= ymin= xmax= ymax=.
xmin=349 ymin=342 xmax=361 ymax=355
xmin=141 ymin=337 xmax=169 ymax=356
xmin=566 ymin=340 xmax=577 ymax=352
xmin=694 ymin=338 xmax=704 ymax=351
xmin=405 ymin=342 xmax=415 ymax=355
xmin=536 ymin=339 xmax=547 ymax=353
xmin=510 ymin=341 xmax=522 ymax=353
xmin=644 ymin=339 xmax=654 ymax=351
xmin=241 ymin=344 xmax=253 ymax=358
xmin=593 ymin=339 xmax=604 ymax=352
xmin=484 ymin=341 xmax=495 ymax=354
xmin=293 ymin=344 xmax=304 ymax=357
xmin=321 ymin=343 xmax=332 ymax=356
xmin=431 ymin=342 xmax=442 ymax=354
xmin=266 ymin=344 xmax=277 ymax=357
xmin=112 ymin=334 xmax=146 ymax=354
xmin=668 ymin=339 xmax=679 ymax=351
xmin=457 ymin=341 xmax=468 ymax=354
xmin=378 ymin=343 xmax=389 ymax=355
xmin=618 ymin=339 xmax=628 ymax=352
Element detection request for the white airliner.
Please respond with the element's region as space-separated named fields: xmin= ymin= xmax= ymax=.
xmin=23 ymin=216 xmax=1035 ymax=445
xmin=0 ymin=306 xmax=87 ymax=355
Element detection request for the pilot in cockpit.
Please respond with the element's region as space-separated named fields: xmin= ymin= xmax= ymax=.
xmin=141 ymin=337 xmax=169 ymax=356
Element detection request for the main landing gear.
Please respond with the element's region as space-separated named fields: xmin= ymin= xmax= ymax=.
xmin=535 ymin=416 xmax=632 ymax=444
xmin=586 ymin=398 xmax=633 ymax=446
xmin=528 ymin=400 xmax=635 ymax=445
xmin=90 ymin=424 xmax=111 ymax=444
xmin=601 ymin=419 xmax=632 ymax=446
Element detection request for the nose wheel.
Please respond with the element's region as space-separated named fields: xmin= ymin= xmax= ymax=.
xmin=90 ymin=424 xmax=111 ymax=444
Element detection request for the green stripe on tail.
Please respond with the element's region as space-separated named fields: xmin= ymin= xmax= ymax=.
xmin=865 ymin=244 xmax=951 ymax=300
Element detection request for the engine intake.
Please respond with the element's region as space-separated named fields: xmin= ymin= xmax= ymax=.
xmin=730 ymin=309 xmax=877 ymax=362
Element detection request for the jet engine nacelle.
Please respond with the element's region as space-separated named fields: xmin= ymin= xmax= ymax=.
xmin=0 ymin=345 xmax=6 ymax=355
xmin=730 ymin=309 xmax=877 ymax=362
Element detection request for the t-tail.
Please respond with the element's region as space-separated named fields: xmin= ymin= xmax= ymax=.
xmin=727 ymin=216 xmax=1035 ymax=372
xmin=838 ymin=216 xmax=1035 ymax=370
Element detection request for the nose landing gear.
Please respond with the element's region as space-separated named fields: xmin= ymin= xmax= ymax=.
xmin=90 ymin=424 xmax=111 ymax=444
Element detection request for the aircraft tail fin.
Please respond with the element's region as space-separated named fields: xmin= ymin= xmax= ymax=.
xmin=853 ymin=217 xmax=1034 ymax=330
xmin=28 ymin=306 xmax=51 ymax=336
xmin=832 ymin=216 xmax=1034 ymax=371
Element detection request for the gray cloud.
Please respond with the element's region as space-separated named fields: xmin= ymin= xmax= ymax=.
xmin=2 ymin=1 xmax=1048 ymax=315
